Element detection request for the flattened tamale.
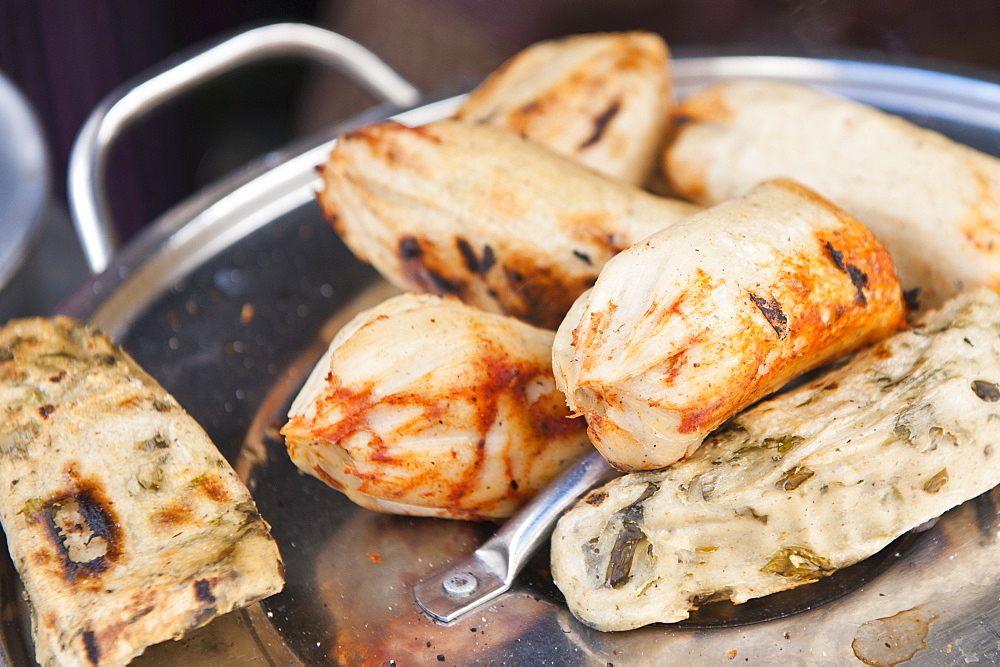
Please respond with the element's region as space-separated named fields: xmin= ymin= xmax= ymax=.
xmin=0 ymin=317 xmax=283 ymax=665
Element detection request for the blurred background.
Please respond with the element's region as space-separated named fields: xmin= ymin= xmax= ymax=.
xmin=1 ymin=0 xmax=1000 ymax=317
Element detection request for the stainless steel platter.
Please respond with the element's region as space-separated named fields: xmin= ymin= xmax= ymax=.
xmin=5 ymin=24 xmax=1000 ymax=665
xmin=0 ymin=70 xmax=48 ymax=298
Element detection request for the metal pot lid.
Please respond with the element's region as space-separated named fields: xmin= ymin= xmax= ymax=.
xmin=7 ymin=44 xmax=1000 ymax=665
xmin=0 ymin=70 xmax=48 ymax=290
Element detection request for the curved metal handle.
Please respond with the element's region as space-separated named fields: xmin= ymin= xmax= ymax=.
xmin=67 ymin=22 xmax=421 ymax=275
xmin=413 ymin=449 xmax=618 ymax=623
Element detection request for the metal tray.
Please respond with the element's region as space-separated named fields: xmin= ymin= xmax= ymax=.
xmin=0 ymin=70 xmax=48 ymax=294
xmin=6 ymin=24 xmax=1000 ymax=665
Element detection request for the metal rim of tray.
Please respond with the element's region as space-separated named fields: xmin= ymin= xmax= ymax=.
xmin=0 ymin=70 xmax=48 ymax=291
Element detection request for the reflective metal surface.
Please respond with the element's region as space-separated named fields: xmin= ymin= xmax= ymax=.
xmin=414 ymin=449 xmax=617 ymax=623
xmin=0 ymin=70 xmax=48 ymax=292
xmin=5 ymin=38 xmax=1000 ymax=664
xmin=67 ymin=22 xmax=420 ymax=275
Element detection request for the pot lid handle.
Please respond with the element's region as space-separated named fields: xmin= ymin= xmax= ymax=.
xmin=67 ymin=22 xmax=421 ymax=275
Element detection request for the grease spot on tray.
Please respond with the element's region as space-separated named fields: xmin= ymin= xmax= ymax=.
xmin=851 ymin=606 xmax=936 ymax=665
